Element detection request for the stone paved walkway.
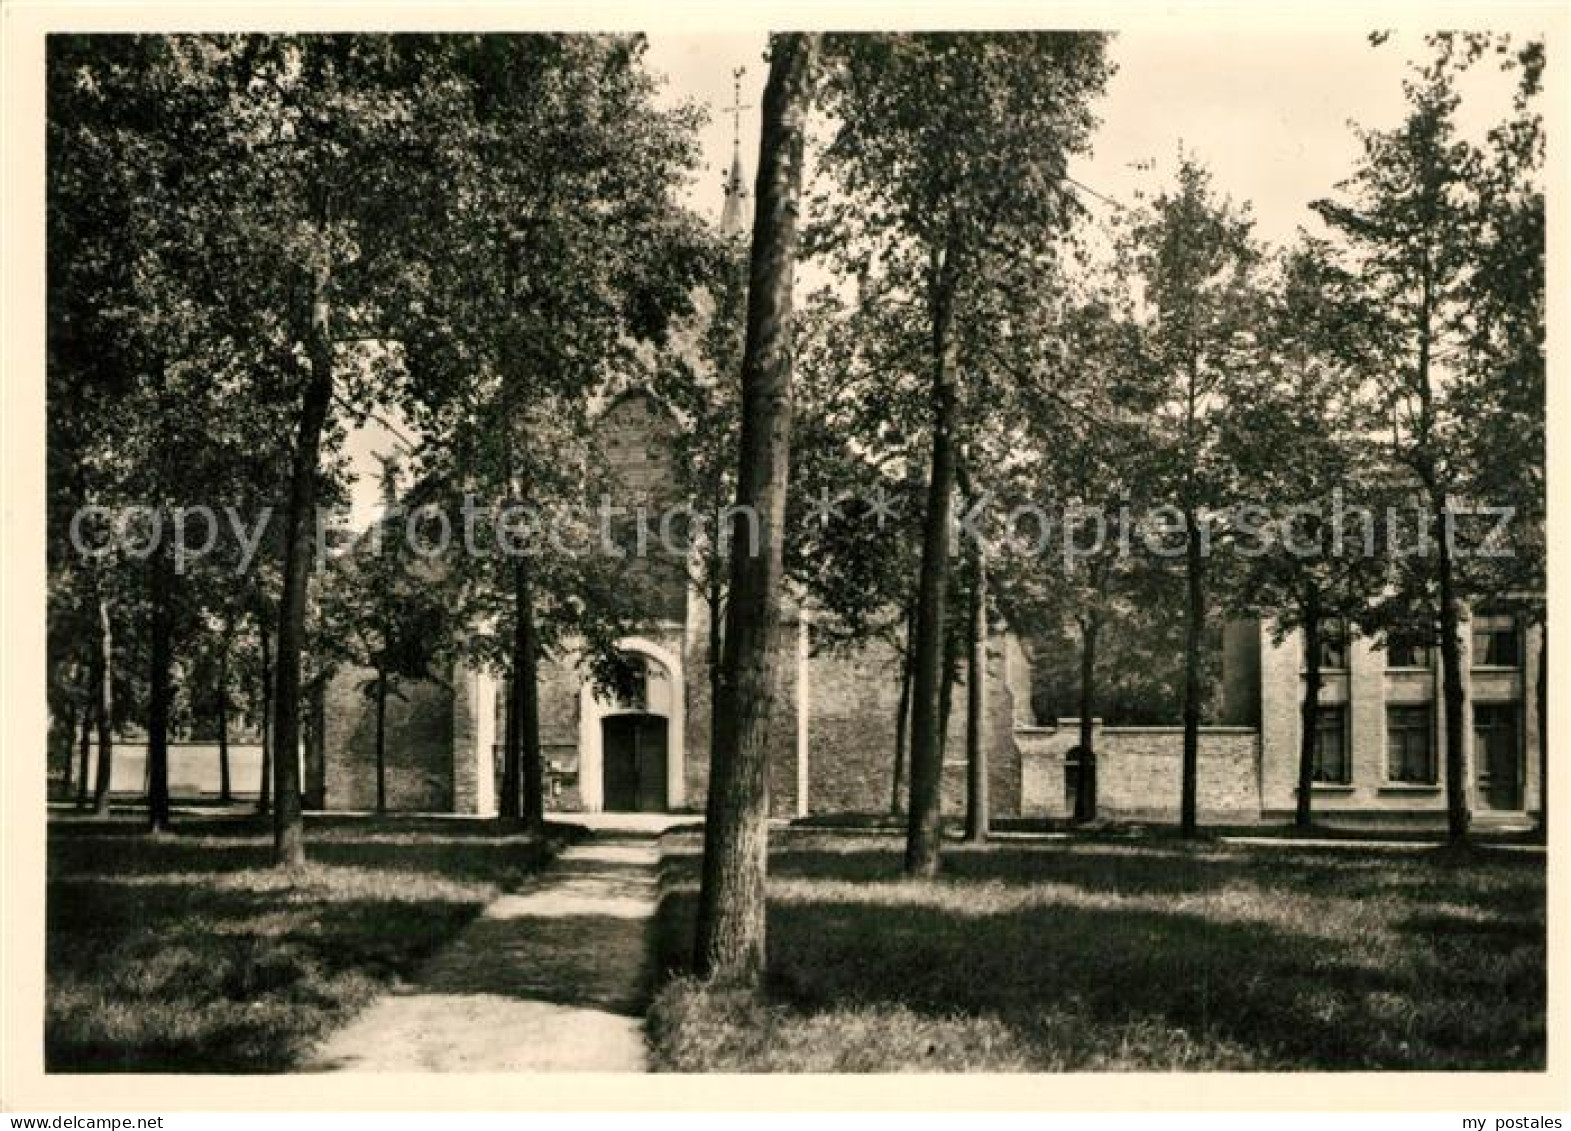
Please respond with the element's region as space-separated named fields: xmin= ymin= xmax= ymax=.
xmin=309 ymin=828 xmax=666 ymax=1072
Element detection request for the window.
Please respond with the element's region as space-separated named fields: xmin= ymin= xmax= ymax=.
xmin=1308 ymin=620 xmax=1349 ymax=670
xmin=1386 ymin=635 xmax=1432 ymax=669
xmin=1386 ymin=705 xmax=1436 ymax=784
xmin=611 ymin=659 xmax=649 ymax=711
xmin=1311 ymin=705 xmax=1350 ymax=784
xmin=1472 ymin=613 xmax=1519 ymax=667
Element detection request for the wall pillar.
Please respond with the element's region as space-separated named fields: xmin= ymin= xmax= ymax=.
xmin=796 ymin=616 xmax=810 ymax=818
xmin=451 ymin=661 xmax=499 ymax=816
xmin=475 ymin=667 xmax=497 ymax=817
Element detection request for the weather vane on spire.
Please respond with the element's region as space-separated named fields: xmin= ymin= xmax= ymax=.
xmin=729 ymin=66 xmax=751 ymax=153
xmin=719 ymin=65 xmax=752 ymax=236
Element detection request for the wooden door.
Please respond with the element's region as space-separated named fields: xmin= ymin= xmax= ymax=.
xmin=602 ymin=714 xmax=669 ymax=812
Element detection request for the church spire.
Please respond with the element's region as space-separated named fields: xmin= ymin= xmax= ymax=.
xmin=719 ymin=66 xmax=751 ymax=237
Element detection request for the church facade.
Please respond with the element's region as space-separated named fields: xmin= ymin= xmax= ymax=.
xmin=318 ymin=386 xmax=1033 ymax=821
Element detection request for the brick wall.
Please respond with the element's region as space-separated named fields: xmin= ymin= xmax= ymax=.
xmin=809 ymin=630 xmax=1024 ymax=820
xmin=766 ymin=620 xmax=803 ymax=819
xmin=322 ymin=665 xmax=454 ymax=811
xmin=1019 ymin=720 xmax=1260 ymax=822
xmin=451 ymin=662 xmax=481 ymax=814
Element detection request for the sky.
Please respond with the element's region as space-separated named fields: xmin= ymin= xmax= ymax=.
xmin=640 ymin=28 xmax=1531 ymax=245
xmin=345 ymin=27 xmax=1539 ymax=526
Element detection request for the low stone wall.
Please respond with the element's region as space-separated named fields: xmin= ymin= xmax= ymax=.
xmin=1019 ymin=720 xmax=1260 ymax=822
xmin=74 ymin=741 xmax=268 ymax=799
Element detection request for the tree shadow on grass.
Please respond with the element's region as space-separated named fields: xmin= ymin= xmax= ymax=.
xmin=46 ymin=879 xmax=485 ymax=1072
xmin=48 ymin=813 xmax=555 ymax=887
xmin=758 ymin=833 xmax=1545 ymax=914
xmin=44 ymin=815 xmax=561 ymax=1073
xmin=653 ymin=836 xmax=1546 ymax=1071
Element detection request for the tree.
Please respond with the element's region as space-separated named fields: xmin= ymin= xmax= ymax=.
xmin=658 ymin=235 xmax=748 ymax=714
xmin=401 ymin=35 xmax=710 ymax=833
xmin=816 ymin=32 xmax=1111 ymax=875
xmin=1313 ymin=32 xmax=1544 ymax=842
xmin=693 ymin=32 xmax=820 ymax=986
xmin=1227 ymin=240 xmax=1382 ymax=830
xmin=1126 ymin=155 xmax=1260 ymax=838
xmin=321 ymin=457 xmax=449 ymax=813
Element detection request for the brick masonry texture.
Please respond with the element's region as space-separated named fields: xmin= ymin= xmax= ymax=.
xmin=810 ymin=631 xmax=1022 ymax=819
xmin=324 ymin=663 xmax=454 ymax=811
xmin=1019 ymin=722 xmax=1261 ymax=822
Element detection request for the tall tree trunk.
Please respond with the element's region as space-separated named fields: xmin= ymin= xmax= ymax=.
xmin=906 ymin=294 xmax=960 ymax=876
xmin=58 ymin=689 xmax=78 ymax=801
xmin=1436 ymin=500 xmax=1469 ymax=843
xmin=1075 ymin=606 xmax=1100 ymax=822
xmin=891 ymin=601 xmax=914 ymax=817
xmin=258 ymin=620 xmax=273 ymax=814
xmin=374 ymin=667 xmax=389 ymax=814
xmin=512 ymin=558 xmax=545 ymax=833
xmin=270 ymin=248 xmax=335 ymax=869
xmin=693 ymin=32 xmax=817 ymax=987
xmin=1179 ymin=507 xmax=1205 ymax=839
xmin=1537 ymin=624 xmax=1547 ymax=843
xmin=1296 ymin=592 xmax=1322 ymax=830
xmin=708 ymin=499 xmax=726 ymax=712
xmin=217 ymin=644 xmax=232 ymax=804
xmin=91 ymin=595 xmax=115 ymax=818
xmin=963 ymin=547 xmax=988 ymax=844
xmin=145 ymin=552 xmax=174 ymax=834
xmin=75 ymin=695 xmax=93 ymax=809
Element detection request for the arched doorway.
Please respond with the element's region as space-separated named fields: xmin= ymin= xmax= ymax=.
xmin=577 ymin=638 xmax=686 ymax=812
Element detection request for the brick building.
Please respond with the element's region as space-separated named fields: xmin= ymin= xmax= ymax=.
xmin=1220 ymin=613 xmax=1544 ymax=824
xmin=315 ymin=351 xmax=1544 ymax=828
xmin=316 ymin=382 xmax=1033 ymax=820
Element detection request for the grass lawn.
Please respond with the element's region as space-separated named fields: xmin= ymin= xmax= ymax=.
xmin=46 ymin=811 xmax=561 ymax=1072
xmin=647 ymin=829 xmax=1546 ymax=1072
